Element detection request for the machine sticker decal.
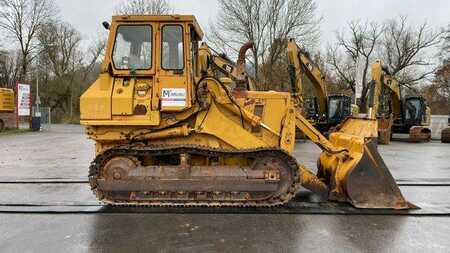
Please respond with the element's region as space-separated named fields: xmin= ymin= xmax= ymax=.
xmin=161 ymin=88 xmax=186 ymax=107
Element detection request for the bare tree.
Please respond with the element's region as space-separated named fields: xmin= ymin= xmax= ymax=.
xmin=38 ymin=22 xmax=82 ymax=79
xmin=0 ymin=49 xmax=20 ymax=88
xmin=327 ymin=20 xmax=383 ymax=109
xmin=434 ymin=25 xmax=449 ymax=113
xmin=209 ymin=0 xmax=321 ymax=90
xmin=37 ymin=21 xmax=82 ymax=120
xmin=81 ymin=38 xmax=106 ymax=82
xmin=115 ymin=0 xmax=172 ymax=15
xmin=423 ymin=37 xmax=449 ymax=115
xmin=0 ymin=0 xmax=57 ymax=81
xmin=381 ymin=16 xmax=443 ymax=88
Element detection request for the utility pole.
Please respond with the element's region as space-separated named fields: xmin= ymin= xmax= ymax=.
xmin=35 ymin=70 xmax=41 ymax=117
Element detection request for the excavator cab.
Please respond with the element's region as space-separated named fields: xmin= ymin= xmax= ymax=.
xmin=327 ymin=95 xmax=352 ymax=125
xmin=392 ymin=96 xmax=431 ymax=141
xmin=304 ymin=95 xmax=352 ymax=133
xmin=403 ymin=96 xmax=429 ymax=127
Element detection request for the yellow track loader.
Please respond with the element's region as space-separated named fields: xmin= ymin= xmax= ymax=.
xmin=80 ymin=15 xmax=411 ymax=209
xmin=0 ymin=88 xmax=15 ymax=131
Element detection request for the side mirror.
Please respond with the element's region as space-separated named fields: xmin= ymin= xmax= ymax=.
xmin=102 ymin=21 xmax=110 ymax=30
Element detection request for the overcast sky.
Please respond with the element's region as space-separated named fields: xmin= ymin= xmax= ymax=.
xmin=55 ymin=0 xmax=449 ymax=49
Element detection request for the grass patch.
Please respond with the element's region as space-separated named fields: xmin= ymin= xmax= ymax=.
xmin=0 ymin=128 xmax=33 ymax=135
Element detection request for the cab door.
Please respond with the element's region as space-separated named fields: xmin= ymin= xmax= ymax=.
xmin=156 ymin=23 xmax=191 ymax=112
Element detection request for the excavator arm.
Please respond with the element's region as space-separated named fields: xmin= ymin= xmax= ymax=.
xmin=287 ymin=39 xmax=328 ymax=111
xmin=287 ymin=39 xmax=353 ymax=133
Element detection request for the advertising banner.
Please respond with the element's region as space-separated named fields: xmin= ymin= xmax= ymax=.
xmin=17 ymin=83 xmax=31 ymax=116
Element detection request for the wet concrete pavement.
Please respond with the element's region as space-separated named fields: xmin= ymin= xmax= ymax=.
xmin=0 ymin=125 xmax=450 ymax=253
xmin=1 ymin=214 xmax=449 ymax=253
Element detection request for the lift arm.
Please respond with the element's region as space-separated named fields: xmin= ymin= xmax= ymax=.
xmin=294 ymin=110 xmax=347 ymax=155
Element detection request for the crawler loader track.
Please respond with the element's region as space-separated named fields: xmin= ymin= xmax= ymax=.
xmin=89 ymin=145 xmax=302 ymax=208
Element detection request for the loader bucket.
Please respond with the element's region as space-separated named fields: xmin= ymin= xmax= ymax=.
xmin=319 ymin=118 xmax=413 ymax=209
xmin=343 ymin=139 xmax=412 ymax=209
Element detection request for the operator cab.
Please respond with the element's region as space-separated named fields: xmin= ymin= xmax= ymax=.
xmin=327 ymin=95 xmax=352 ymax=125
xmin=81 ymin=15 xmax=204 ymax=123
xmin=106 ymin=15 xmax=203 ymax=111
xmin=403 ymin=96 xmax=428 ymax=127
xmin=304 ymin=95 xmax=352 ymax=133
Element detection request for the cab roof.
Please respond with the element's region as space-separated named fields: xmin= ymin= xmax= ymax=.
xmin=111 ymin=15 xmax=204 ymax=39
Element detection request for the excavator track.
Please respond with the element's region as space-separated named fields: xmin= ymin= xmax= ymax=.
xmin=89 ymin=145 xmax=302 ymax=207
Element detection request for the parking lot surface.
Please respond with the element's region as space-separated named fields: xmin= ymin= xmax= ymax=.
xmin=0 ymin=125 xmax=449 ymax=253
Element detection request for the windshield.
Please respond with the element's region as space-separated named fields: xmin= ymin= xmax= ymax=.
xmin=162 ymin=25 xmax=184 ymax=70
xmin=328 ymin=98 xmax=343 ymax=122
xmin=113 ymin=25 xmax=152 ymax=70
xmin=404 ymin=99 xmax=422 ymax=122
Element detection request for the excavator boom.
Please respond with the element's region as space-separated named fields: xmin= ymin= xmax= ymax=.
xmin=287 ymin=39 xmax=352 ymax=133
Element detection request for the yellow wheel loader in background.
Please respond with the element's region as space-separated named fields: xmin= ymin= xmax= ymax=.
xmin=286 ymin=40 xmax=354 ymax=134
xmin=0 ymin=88 xmax=15 ymax=131
xmin=80 ymin=15 xmax=411 ymax=209
xmin=369 ymin=61 xmax=431 ymax=144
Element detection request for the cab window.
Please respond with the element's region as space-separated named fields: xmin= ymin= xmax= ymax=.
xmin=113 ymin=25 xmax=152 ymax=70
xmin=405 ymin=99 xmax=422 ymax=121
xmin=162 ymin=25 xmax=184 ymax=70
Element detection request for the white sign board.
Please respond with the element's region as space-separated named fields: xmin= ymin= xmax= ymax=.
xmin=355 ymin=57 xmax=365 ymax=100
xmin=17 ymin=83 xmax=31 ymax=116
xmin=161 ymin=88 xmax=186 ymax=107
